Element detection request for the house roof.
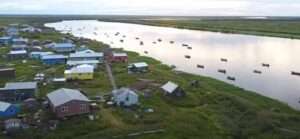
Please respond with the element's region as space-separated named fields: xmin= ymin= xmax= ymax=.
xmin=0 ymin=36 xmax=12 ymax=40
xmin=0 ymin=101 xmax=11 ymax=112
xmin=54 ymin=43 xmax=75 ymax=48
xmin=67 ymin=60 xmax=99 ymax=66
xmin=42 ymin=54 xmax=67 ymax=60
xmin=65 ymin=64 xmax=94 ymax=74
xmin=69 ymin=52 xmax=103 ymax=58
xmin=47 ymin=88 xmax=90 ymax=107
xmin=0 ymin=68 xmax=15 ymax=72
xmin=161 ymin=81 xmax=179 ymax=93
xmin=30 ymin=52 xmax=53 ymax=55
xmin=12 ymin=38 xmax=28 ymax=42
xmin=113 ymin=53 xmax=127 ymax=57
xmin=112 ymin=88 xmax=138 ymax=97
xmin=133 ymin=62 xmax=148 ymax=68
xmin=4 ymin=82 xmax=37 ymax=90
xmin=9 ymin=50 xmax=27 ymax=55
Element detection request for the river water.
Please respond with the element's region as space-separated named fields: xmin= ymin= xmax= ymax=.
xmin=46 ymin=20 xmax=300 ymax=110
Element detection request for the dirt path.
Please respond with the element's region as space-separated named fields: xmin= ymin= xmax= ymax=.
xmin=104 ymin=60 xmax=117 ymax=90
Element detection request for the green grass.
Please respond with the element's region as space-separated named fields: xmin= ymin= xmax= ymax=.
xmin=0 ymin=16 xmax=300 ymax=139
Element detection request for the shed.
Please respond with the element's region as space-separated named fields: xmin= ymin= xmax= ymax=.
xmin=161 ymin=81 xmax=185 ymax=97
xmin=112 ymin=88 xmax=139 ymax=107
xmin=0 ymin=101 xmax=19 ymax=117
xmin=41 ymin=54 xmax=67 ymax=65
xmin=47 ymin=88 xmax=90 ymax=118
xmin=0 ymin=68 xmax=15 ymax=78
xmin=128 ymin=62 xmax=149 ymax=73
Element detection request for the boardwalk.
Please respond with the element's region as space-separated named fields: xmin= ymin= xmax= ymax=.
xmin=104 ymin=60 xmax=117 ymax=90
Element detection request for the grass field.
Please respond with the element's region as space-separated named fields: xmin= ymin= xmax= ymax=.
xmin=0 ymin=16 xmax=300 ymax=139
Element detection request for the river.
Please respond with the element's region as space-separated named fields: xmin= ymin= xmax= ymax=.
xmin=45 ymin=20 xmax=300 ymax=110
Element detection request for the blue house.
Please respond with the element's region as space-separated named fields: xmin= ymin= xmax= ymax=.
xmin=0 ymin=36 xmax=12 ymax=45
xmin=0 ymin=101 xmax=19 ymax=117
xmin=6 ymin=27 xmax=19 ymax=38
xmin=53 ymin=43 xmax=76 ymax=53
xmin=41 ymin=54 xmax=67 ymax=65
xmin=30 ymin=52 xmax=53 ymax=60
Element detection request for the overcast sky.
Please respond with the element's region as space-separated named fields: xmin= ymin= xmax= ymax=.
xmin=0 ymin=0 xmax=299 ymax=16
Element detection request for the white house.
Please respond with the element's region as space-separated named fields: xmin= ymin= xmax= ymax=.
xmin=112 ymin=88 xmax=138 ymax=107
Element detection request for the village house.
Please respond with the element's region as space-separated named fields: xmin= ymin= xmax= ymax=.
xmin=30 ymin=51 xmax=53 ymax=59
xmin=20 ymin=26 xmax=42 ymax=33
xmin=0 ymin=68 xmax=15 ymax=78
xmin=0 ymin=82 xmax=38 ymax=102
xmin=128 ymin=62 xmax=149 ymax=73
xmin=53 ymin=43 xmax=76 ymax=53
xmin=0 ymin=101 xmax=19 ymax=117
xmin=161 ymin=81 xmax=185 ymax=97
xmin=6 ymin=27 xmax=19 ymax=37
xmin=108 ymin=52 xmax=128 ymax=63
xmin=0 ymin=36 xmax=12 ymax=46
xmin=12 ymin=38 xmax=28 ymax=46
xmin=8 ymin=50 xmax=27 ymax=59
xmin=112 ymin=88 xmax=139 ymax=107
xmin=47 ymin=88 xmax=90 ymax=118
xmin=41 ymin=54 xmax=67 ymax=65
xmin=69 ymin=51 xmax=104 ymax=62
xmin=64 ymin=64 xmax=94 ymax=80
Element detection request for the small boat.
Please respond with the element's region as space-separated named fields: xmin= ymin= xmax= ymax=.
xmin=115 ymin=32 xmax=120 ymax=36
xmin=197 ymin=65 xmax=205 ymax=69
xmin=185 ymin=55 xmax=191 ymax=59
xmin=291 ymin=71 xmax=300 ymax=76
xmin=187 ymin=47 xmax=192 ymax=50
xmin=262 ymin=63 xmax=270 ymax=67
xmin=170 ymin=41 xmax=175 ymax=44
xmin=218 ymin=69 xmax=226 ymax=74
xmin=220 ymin=58 xmax=228 ymax=62
xmin=182 ymin=44 xmax=189 ymax=47
xmin=144 ymin=51 xmax=148 ymax=54
xmin=120 ymin=39 xmax=124 ymax=43
xmin=253 ymin=70 xmax=262 ymax=74
xmin=93 ymin=32 xmax=97 ymax=35
xmin=140 ymin=41 xmax=144 ymax=45
xmin=123 ymin=35 xmax=126 ymax=38
xmin=158 ymin=38 xmax=162 ymax=42
xmin=136 ymin=37 xmax=140 ymax=40
xmin=227 ymin=76 xmax=236 ymax=81
xmin=152 ymin=42 xmax=157 ymax=44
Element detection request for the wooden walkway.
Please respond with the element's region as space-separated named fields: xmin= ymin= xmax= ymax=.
xmin=104 ymin=60 xmax=117 ymax=90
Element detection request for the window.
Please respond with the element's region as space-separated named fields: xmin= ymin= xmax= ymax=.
xmin=61 ymin=106 xmax=68 ymax=112
xmin=80 ymin=104 xmax=86 ymax=111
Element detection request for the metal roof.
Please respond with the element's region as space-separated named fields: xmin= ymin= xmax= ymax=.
xmin=69 ymin=52 xmax=103 ymax=58
xmin=133 ymin=62 xmax=148 ymax=68
xmin=47 ymin=88 xmax=90 ymax=107
xmin=67 ymin=60 xmax=99 ymax=65
xmin=54 ymin=43 xmax=75 ymax=48
xmin=0 ymin=101 xmax=11 ymax=112
xmin=4 ymin=82 xmax=37 ymax=90
xmin=0 ymin=36 xmax=11 ymax=40
xmin=42 ymin=54 xmax=67 ymax=60
xmin=161 ymin=81 xmax=178 ymax=93
xmin=65 ymin=64 xmax=94 ymax=74
xmin=9 ymin=50 xmax=27 ymax=55
xmin=113 ymin=53 xmax=127 ymax=57
xmin=112 ymin=88 xmax=138 ymax=97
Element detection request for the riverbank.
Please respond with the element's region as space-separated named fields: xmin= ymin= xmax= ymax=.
xmin=1 ymin=17 xmax=300 ymax=139
xmin=97 ymin=19 xmax=300 ymax=40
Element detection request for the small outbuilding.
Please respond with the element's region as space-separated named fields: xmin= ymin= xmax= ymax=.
xmin=0 ymin=101 xmax=19 ymax=117
xmin=161 ymin=81 xmax=185 ymax=97
xmin=47 ymin=88 xmax=90 ymax=118
xmin=112 ymin=88 xmax=139 ymax=107
xmin=128 ymin=62 xmax=149 ymax=73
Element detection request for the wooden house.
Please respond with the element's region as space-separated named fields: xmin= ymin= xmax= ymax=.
xmin=112 ymin=88 xmax=139 ymax=107
xmin=0 ymin=82 xmax=38 ymax=102
xmin=47 ymin=88 xmax=90 ymax=118
xmin=41 ymin=54 xmax=67 ymax=65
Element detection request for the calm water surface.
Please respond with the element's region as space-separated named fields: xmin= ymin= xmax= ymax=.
xmin=46 ymin=20 xmax=300 ymax=110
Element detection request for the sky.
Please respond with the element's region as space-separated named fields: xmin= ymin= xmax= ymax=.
xmin=0 ymin=0 xmax=299 ymax=16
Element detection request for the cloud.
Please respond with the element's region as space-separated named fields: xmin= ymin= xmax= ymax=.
xmin=0 ymin=0 xmax=299 ymax=16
